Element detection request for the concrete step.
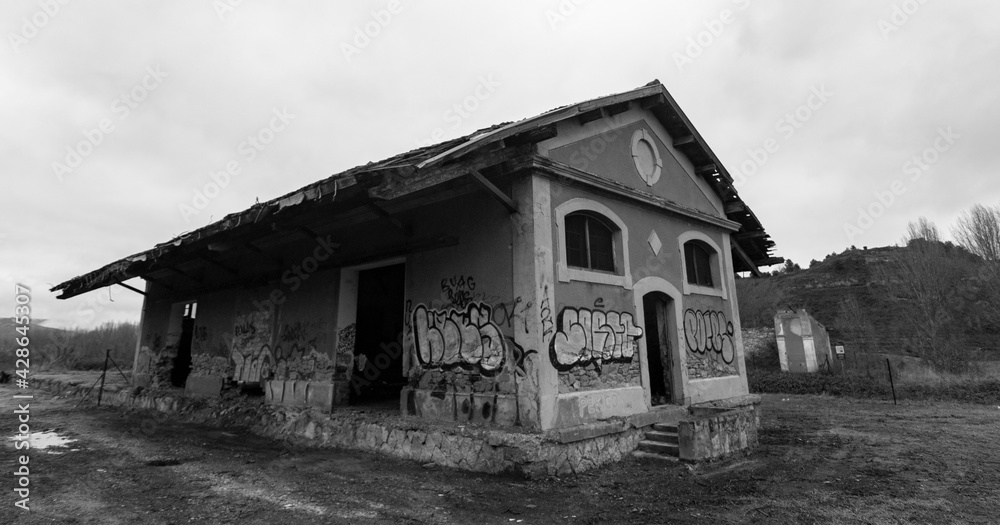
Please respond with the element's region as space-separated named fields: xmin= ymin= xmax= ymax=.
xmin=637 ymin=439 xmax=679 ymax=457
xmin=631 ymin=450 xmax=678 ymax=462
xmin=652 ymin=423 xmax=678 ymax=433
xmin=644 ymin=430 xmax=678 ymax=444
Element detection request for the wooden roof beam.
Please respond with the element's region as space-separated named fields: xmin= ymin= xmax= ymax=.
xmin=504 ymin=124 xmax=558 ymax=146
xmin=731 ymin=241 xmax=763 ymax=278
xmin=734 ymin=230 xmax=770 ymax=240
xmin=142 ymin=274 xmax=174 ymax=291
xmin=468 ymin=168 xmax=518 ymax=214
xmin=164 ymin=266 xmax=202 ymax=285
xmin=116 ymin=281 xmax=147 ymax=296
xmin=695 ymin=163 xmax=718 ymax=175
xmin=605 ymin=101 xmax=631 ymax=116
xmin=724 ymin=201 xmax=747 ymax=215
xmin=198 ymin=255 xmax=240 ymax=278
xmin=640 ymin=94 xmax=666 ymax=109
xmin=367 ymin=201 xmax=409 ymax=235
xmin=673 ymin=135 xmax=695 ymax=147
xmin=243 ymin=242 xmax=284 ymax=267
xmin=577 ymin=108 xmax=604 ymax=126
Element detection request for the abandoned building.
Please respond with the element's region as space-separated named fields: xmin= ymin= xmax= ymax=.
xmin=53 ymin=79 xmax=780 ymax=469
xmin=775 ymin=308 xmax=834 ymax=373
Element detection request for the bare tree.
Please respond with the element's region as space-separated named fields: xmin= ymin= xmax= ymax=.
xmin=872 ymin=239 xmax=975 ymax=371
xmin=735 ymin=277 xmax=786 ymax=328
xmin=835 ymin=295 xmax=875 ymax=354
xmin=902 ymin=216 xmax=941 ymax=245
xmin=953 ymin=203 xmax=1000 ymax=261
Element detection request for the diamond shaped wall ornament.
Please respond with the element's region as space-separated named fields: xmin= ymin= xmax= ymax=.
xmin=647 ymin=230 xmax=662 ymax=256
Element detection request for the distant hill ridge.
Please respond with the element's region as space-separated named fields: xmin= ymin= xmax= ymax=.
xmin=737 ymin=244 xmax=999 ymax=358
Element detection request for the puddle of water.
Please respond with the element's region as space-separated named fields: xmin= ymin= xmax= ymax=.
xmin=9 ymin=430 xmax=78 ymax=454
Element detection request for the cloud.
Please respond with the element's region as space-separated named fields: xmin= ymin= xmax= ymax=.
xmin=3 ymin=0 xmax=997 ymax=325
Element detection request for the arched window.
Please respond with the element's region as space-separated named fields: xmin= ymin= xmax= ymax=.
xmin=555 ymin=198 xmax=632 ymax=288
xmin=684 ymin=240 xmax=715 ymax=287
xmin=565 ymin=212 xmax=616 ymax=272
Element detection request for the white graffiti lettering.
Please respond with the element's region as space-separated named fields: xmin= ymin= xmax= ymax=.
xmin=550 ymin=307 xmax=643 ymax=369
xmin=412 ymin=302 xmax=506 ymax=372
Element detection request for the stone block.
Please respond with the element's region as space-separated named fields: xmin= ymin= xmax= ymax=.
xmin=282 ymin=380 xmax=295 ymax=406
xmin=306 ymin=382 xmax=334 ymax=411
xmin=266 ymin=380 xmax=284 ymax=404
xmin=411 ymin=390 xmax=456 ymax=421
xmin=292 ymin=380 xmax=309 ymax=407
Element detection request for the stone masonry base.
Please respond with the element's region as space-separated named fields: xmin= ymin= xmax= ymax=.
xmin=31 ymin=377 xmax=759 ymax=476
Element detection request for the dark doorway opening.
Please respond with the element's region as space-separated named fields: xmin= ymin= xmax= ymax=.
xmin=642 ymin=293 xmax=673 ymax=406
xmin=350 ymin=264 xmax=406 ymax=406
xmin=171 ymin=302 xmax=197 ymax=388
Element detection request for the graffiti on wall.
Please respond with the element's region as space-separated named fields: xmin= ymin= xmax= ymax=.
xmin=231 ymin=310 xmax=274 ymax=383
xmin=490 ymin=296 xmax=532 ymax=334
xmin=441 ymin=275 xmax=476 ymax=309
xmin=549 ymin=307 xmax=643 ymax=369
xmin=278 ymin=321 xmax=320 ymax=345
xmin=539 ymin=285 xmax=554 ymax=340
xmin=683 ymin=309 xmax=736 ymax=365
xmin=412 ymin=302 xmax=506 ymax=372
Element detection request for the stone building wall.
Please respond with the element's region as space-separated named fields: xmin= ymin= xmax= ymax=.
xmin=556 ymin=357 xmax=641 ymax=394
xmin=678 ymin=404 xmax=760 ymax=461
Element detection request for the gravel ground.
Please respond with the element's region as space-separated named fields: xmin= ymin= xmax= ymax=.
xmin=2 ymin=384 xmax=998 ymax=524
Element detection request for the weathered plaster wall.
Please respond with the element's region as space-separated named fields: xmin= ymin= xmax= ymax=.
xmin=402 ymin=188 xmax=543 ymax=429
xmin=542 ymin=178 xmax=747 ymax=423
xmin=133 ymin=287 xmax=185 ymax=388
xmin=271 ymin=269 xmax=339 ymax=382
xmin=681 ymin=294 xmax=740 ymax=380
xmin=678 ymin=405 xmax=760 ymax=462
xmin=543 ymin=109 xmax=724 ymax=217
xmin=189 ymin=289 xmax=234 ymax=378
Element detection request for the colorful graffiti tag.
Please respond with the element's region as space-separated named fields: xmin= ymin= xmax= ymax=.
xmin=412 ymin=302 xmax=506 ymax=372
xmin=683 ymin=309 xmax=736 ymax=365
xmin=549 ymin=307 xmax=643 ymax=369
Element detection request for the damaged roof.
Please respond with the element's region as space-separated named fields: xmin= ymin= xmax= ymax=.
xmin=52 ymin=79 xmax=780 ymax=299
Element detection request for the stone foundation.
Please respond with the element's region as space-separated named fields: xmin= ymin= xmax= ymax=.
xmin=31 ymin=377 xmax=760 ymax=476
xmin=677 ymin=395 xmax=761 ymax=461
xmin=31 ymin=376 xmax=649 ymax=477
xmin=557 ymin=358 xmax=641 ymax=393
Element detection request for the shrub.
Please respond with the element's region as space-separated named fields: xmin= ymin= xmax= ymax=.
xmin=748 ymin=369 xmax=1000 ymax=404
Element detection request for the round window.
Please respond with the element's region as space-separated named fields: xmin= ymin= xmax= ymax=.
xmin=631 ymin=129 xmax=662 ymax=186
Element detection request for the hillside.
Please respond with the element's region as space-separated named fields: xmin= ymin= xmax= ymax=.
xmin=737 ymin=245 xmax=1000 ymax=361
xmin=0 ymin=318 xmax=138 ymax=370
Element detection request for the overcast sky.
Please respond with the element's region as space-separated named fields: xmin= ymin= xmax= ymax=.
xmin=3 ymin=0 xmax=998 ymax=329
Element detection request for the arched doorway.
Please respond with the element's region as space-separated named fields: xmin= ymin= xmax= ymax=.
xmin=633 ymin=277 xmax=683 ymax=407
xmin=642 ymin=292 xmax=674 ymax=405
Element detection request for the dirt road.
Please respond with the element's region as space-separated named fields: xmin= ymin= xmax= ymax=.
xmin=2 ymin=385 xmax=998 ymax=524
